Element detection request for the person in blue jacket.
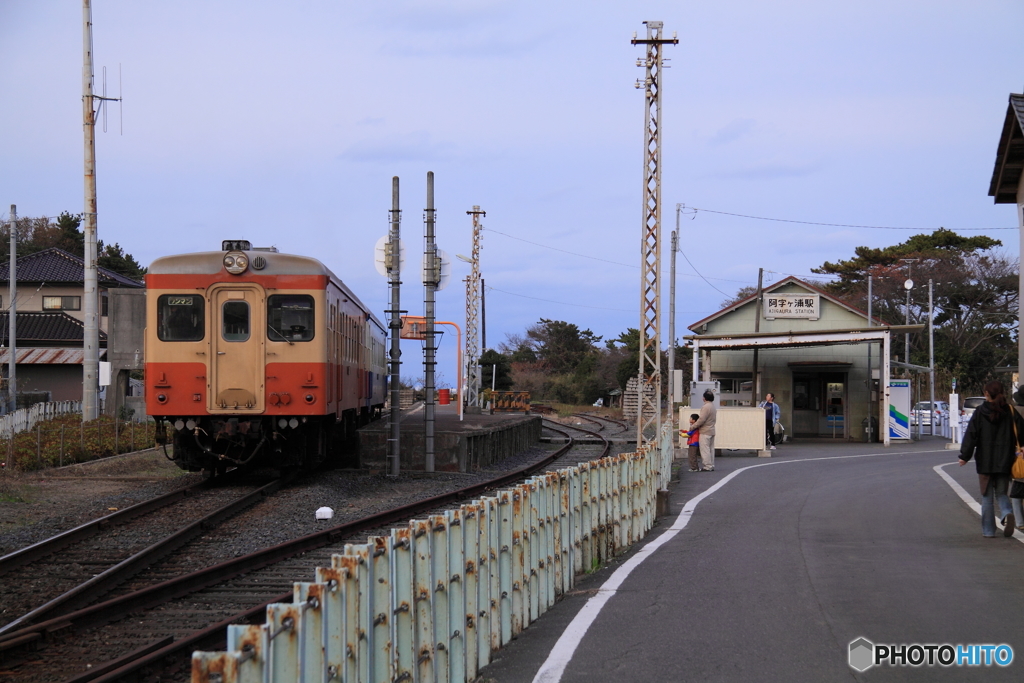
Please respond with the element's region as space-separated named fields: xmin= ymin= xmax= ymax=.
xmin=758 ymin=392 xmax=781 ymax=450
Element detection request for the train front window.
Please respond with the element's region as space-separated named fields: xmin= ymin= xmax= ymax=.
xmin=157 ymin=294 xmax=205 ymax=341
xmin=267 ymin=295 xmax=315 ymax=341
xmin=222 ymin=301 xmax=250 ymax=341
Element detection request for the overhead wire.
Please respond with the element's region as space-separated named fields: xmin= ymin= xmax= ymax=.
xmin=679 ymin=205 xmax=1018 ymax=231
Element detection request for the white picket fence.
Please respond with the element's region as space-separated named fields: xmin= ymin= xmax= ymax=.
xmin=192 ymin=425 xmax=674 ymax=683
xmin=0 ymin=401 xmax=82 ymax=440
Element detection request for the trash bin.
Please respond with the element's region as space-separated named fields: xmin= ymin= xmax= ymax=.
xmin=438 ymin=388 xmax=450 ymax=405
xmin=862 ymin=416 xmax=878 ymax=442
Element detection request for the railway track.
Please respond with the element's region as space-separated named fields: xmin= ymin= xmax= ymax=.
xmin=0 ymin=471 xmax=287 ymax=638
xmin=0 ymin=431 xmax=589 ymax=682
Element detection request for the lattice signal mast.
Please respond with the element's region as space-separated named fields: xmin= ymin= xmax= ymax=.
xmin=464 ymin=207 xmax=485 ymax=408
xmin=632 ymin=21 xmax=677 ymax=445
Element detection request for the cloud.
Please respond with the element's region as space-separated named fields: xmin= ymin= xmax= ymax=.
xmin=710 ymin=160 xmax=823 ymax=180
xmin=338 ymin=131 xmax=457 ymax=163
xmin=710 ymin=118 xmax=756 ymax=146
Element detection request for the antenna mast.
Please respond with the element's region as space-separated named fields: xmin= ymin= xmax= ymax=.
xmin=632 ymin=21 xmax=677 ymax=450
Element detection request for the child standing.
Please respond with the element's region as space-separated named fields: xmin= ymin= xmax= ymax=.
xmin=686 ymin=413 xmax=701 ymax=472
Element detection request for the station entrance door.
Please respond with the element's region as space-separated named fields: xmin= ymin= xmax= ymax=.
xmin=792 ymin=370 xmax=848 ymax=438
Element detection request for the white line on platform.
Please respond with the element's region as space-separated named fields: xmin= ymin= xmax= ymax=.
xmin=933 ymin=462 xmax=1024 ymax=543
xmin=531 ymin=448 xmax=948 ymax=683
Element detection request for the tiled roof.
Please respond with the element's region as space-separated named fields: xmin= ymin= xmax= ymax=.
xmin=0 ymin=348 xmax=99 ymax=365
xmin=0 ymin=311 xmax=107 ymax=343
xmin=0 ymin=248 xmax=144 ymax=288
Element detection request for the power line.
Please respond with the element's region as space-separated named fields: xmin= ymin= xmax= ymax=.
xmin=483 ymin=226 xmax=751 ymax=284
xmin=678 ymin=246 xmax=730 ymax=297
xmin=681 ymin=205 xmax=1018 ymax=231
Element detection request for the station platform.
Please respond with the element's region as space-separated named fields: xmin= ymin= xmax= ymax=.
xmin=477 ymin=437 xmax=1024 ymax=682
xmin=358 ymin=402 xmax=541 ymax=472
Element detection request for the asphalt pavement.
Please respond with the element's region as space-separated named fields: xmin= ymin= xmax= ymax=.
xmin=478 ymin=437 xmax=1024 ymax=682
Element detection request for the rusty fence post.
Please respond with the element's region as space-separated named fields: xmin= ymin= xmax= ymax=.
xmin=115 ymin=419 xmax=119 ymax=454
xmin=60 ymin=424 xmax=65 ymax=467
xmin=36 ymin=424 xmax=41 ymax=466
xmin=131 ymin=420 xmax=135 ymax=452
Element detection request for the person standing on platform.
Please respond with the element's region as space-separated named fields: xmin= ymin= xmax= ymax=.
xmin=690 ymin=390 xmax=717 ymax=471
xmin=759 ymin=392 xmax=781 ymax=450
xmin=959 ymin=380 xmax=1023 ymax=538
xmin=685 ymin=413 xmax=701 ymax=472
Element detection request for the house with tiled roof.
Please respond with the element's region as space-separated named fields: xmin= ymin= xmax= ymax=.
xmin=0 ymin=248 xmax=143 ymax=403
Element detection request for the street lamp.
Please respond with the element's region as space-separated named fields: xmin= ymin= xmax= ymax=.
xmin=899 ymin=258 xmax=918 ymax=369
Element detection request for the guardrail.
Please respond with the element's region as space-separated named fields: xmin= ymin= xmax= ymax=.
xmin=192 ymin=424 xmax=673 ymax=683
xmin=0 ymin=400 xmax=81 ymax=439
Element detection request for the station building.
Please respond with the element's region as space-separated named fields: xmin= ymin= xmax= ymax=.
xmin=685 ymin=276 xmax=921 ymax=443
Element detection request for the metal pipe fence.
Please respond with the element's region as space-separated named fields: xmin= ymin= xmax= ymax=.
xmin=192 ymin=424 xmax=673 ymax=683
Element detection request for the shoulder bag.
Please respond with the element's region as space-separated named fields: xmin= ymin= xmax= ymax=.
xmin=1011 ymin=413 xmax=1024 ymax=480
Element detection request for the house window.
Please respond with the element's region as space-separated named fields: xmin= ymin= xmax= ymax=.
xmin=43 ymin=296 xmax=81 ymax=311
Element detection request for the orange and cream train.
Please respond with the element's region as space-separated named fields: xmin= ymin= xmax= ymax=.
xmin=146 ymin=240 xmax=386 ymax=471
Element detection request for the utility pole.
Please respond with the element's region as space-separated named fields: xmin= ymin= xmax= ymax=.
xmin=929 ymin=279 xmax=935 ymax=436
xmin=667 ymin=208 xmax=679 ymax=421
xmin=81 ymin=2 xmax=119 ymax=421
xmin=867 ymin=274 xmax=873 ymax=442
xmin=7 ymin=205 xmax=16 ymax=414
xmin=632 ymin=21 xmax=677 ymax=451
xmin=464 ymin=206 xmax=485 ymax=409
xmin=387 ymin=177 xmax=403 ymax=477
xmin=82 ymin=0 xmax=100 ymax=420
xmin=423 ymin=172 xmax=437 ymax=473
xmin=752 ymin=268 xmax=764 ymax=403
xmin=481 ymin=277 xmax=486 ymax=352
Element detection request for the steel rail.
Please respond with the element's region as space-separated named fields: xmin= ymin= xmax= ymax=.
xmin=0 ymin=434 xmax=578 ymax=671
xmin=0 ymin=473 xmax=286 ymax=637
xmin=570 ymin=413 xmax=606 ymax=431
xmin=543 ymin=418 xmax=610 ymax=459
xmin=0 ymin=473 xmax=238 ymax=576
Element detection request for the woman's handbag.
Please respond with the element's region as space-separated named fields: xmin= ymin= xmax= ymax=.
xmin=1011 ymin=480 xmax=1024 ymax=499
xmin=1011 ymin=415 xmax=1024 ymax=480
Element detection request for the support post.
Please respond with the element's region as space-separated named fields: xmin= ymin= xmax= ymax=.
xmin=883 ymin=330 xmax=891 ymax=447
xmin=667 ymin=212 xmax=678 ymax=419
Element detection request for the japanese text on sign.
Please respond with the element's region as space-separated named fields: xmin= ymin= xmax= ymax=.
xmin=764 ymin=293 xmax=819 ymax=319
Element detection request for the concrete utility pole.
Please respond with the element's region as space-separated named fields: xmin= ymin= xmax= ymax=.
xmin=632 ymin=21 xmax=677 ymax=448
xmin=929 ymin=279 xmax=935 ymax=436
xmin=82 ymin=0 xmax=100 ymax=420
xmin=8 ymin=205 xmax=16 ymax=414
xmin=667 ymin=211 xmax=678 ymax=420
xmin=464 ymin=206 xmax=485 ymax=409
xmin=752 ymin=267 xmax=763 ymax=402
xmin=867 ymin=274 xmax=873 ymax=441
xmin=387 ymin=177 xmax=403 ymax=478
xmin=423 ymin=172 xmax=437 ymax=473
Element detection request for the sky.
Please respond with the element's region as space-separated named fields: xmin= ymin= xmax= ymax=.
xmin=2 ymin=1 xmax=1024 ymax=389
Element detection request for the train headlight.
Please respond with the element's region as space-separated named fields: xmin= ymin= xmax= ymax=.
xmin=224 ymin=251 xmax=248 ymax=275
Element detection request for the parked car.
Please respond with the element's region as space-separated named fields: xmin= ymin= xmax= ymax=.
xmin=960 ymin=396 xmax=986 ymax=422
xmin=910 ymin=401 xmax=950 ymax=427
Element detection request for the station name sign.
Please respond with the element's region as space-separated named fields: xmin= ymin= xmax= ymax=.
xmin=764 ymin=293 xmax=819 ymax=320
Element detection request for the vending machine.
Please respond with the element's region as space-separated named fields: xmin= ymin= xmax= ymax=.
xmin=888 ymin=379 xmax=911 ymax=440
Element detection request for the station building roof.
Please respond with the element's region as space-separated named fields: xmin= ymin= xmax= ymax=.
xmin=988 ymin=93 xmax=1024 ymax=204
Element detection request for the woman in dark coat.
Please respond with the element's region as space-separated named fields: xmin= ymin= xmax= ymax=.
xmin=959 ymin=380 xmax=1024 ymax=537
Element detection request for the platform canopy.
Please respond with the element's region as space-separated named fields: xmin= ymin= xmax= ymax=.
xmin=684 ymin=324 xmax=926 ymax=447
